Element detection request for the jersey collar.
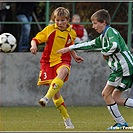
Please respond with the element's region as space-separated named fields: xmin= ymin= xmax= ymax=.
xmin=54 ymin=23 xmax=71 ymax=32
xmin=102 ymin=25 xmax=110 ymax=37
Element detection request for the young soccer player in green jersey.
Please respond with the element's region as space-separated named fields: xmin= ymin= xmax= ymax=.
xmin=57 ymin=9 xmax=133 ymax=130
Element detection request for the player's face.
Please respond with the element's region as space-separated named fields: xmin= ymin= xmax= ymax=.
xmin=72 ymin=16 xmax=80 ymax=23
xmin=91 ymin=20 xmax=106 ymax=33
xmin=55 ymin=16 xmax=69 ymax=30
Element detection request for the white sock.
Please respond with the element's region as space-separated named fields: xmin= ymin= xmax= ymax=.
xmin=107 ymin=103 xmax=125 ymax=124
xmin=124 ymin=98 xmax=133 ymax=108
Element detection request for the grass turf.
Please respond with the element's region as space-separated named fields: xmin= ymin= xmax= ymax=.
xmin=0 ymin=106 xmax=133 ymax=131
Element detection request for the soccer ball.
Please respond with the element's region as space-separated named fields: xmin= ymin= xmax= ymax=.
xmin=0 ymin=33 xmax=17 ymax=52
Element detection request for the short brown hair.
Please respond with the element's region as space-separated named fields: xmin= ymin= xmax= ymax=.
xmin=91 ymin=9 xmax=111 ymax=25
xmin=53 ymin=7 xmax=70 ymax=20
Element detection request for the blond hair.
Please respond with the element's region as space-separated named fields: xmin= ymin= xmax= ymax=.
xmin=91 ymin=9 xmax=111 ymax=25
xmin=53 ymin=7 xmax=70 ymax=20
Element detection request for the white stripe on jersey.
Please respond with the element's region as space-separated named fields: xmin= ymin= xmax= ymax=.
xmin=101 ymin=42 xmax=118 ymax=56
xmin=69 ymin=40 xmax=95 ymax=50
xmin=113 ymin=54 xmax=118 ymax=71
xmin=123 ymin=51 xmax=133 ymax=66
xmin=116 ymin=52 xmax=130 ymax=76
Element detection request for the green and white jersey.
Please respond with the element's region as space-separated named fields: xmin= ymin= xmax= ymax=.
xmin=69 ymin=26 xmax=133 ymax=77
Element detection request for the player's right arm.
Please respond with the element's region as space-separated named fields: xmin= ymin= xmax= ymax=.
xmin=30 ymin=26 xmax=49 ymax=55
xmin=30 ymin=40 xmax=38 ymax=55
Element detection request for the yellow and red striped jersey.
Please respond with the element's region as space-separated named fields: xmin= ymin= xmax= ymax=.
xmin=32 ymin=23 xmax=76 ymax=67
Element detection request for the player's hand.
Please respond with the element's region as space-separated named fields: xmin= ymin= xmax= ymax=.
xmin=57 ymin=47 xmax=71 ymax=54
xmin=30 ymin=46 xmax=37 ymax=55
xmin=103 ymin=55 xmax=109 ymax=60
xmin=74 ymin=56 xmax=84 ymax=63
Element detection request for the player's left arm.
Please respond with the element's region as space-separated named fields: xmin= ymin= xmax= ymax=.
xmin=70 ymin=50 xmax=84 ymax=63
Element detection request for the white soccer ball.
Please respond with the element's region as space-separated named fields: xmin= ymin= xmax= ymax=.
xmin=0 ymin=33 xmax=17 ymax=52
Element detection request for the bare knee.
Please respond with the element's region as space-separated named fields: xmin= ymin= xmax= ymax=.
xmin=112 ymin=90 xmax=124 ymax=105
xmin=60 ymin=68 xmax=68 ymax=75
xmin=57 ymin=67 xmax=68 ymax=80
xmin=102 ymin=91 xmax=107 ymax=101
xmin=101 ymin=86 xmax=115 ymax=104
xmin=102 ymin=91 xmax=117 ymax=105
xmin=112 ymin=94 xmax=123 ymax=105
xmin=102 ymin=90 xmax=117 ymax=101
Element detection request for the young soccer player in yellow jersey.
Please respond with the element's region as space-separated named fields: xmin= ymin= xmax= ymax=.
xmin=30 ymin=7 xmax=84 ymax=129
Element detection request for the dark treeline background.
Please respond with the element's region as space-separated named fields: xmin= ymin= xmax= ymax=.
xmin=2 ymin=2 xmax=130 ymax=51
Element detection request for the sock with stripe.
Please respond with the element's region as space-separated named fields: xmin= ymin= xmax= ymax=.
xmin=45 ymin=77 xmax=63 ymax=99
xmin=124 ymin=98 xmax=133 ymax=108
xmin=53 ymin=96 xmax=69 ymax=119
xmin=107 ymin=103 xmax=126 ymax=124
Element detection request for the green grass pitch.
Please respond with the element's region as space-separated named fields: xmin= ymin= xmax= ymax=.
xmin=0 ymin=106 xmax=133 ymax=132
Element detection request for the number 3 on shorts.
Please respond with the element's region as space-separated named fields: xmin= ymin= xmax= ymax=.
xmin=39 ymin=70 xmax=47 ymax=81
xmin=43 ymin=72 xmax=47 ymax=79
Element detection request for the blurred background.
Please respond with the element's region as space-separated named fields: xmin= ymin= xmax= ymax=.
xmin=0 ymin=2 xmax=133 ymax=107
xmin=0 ymin=2 xmax=133 ymax=52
